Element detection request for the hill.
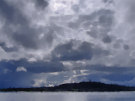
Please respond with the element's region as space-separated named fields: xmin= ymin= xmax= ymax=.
xmin=1 ymin=81 xmax=135 ymax=92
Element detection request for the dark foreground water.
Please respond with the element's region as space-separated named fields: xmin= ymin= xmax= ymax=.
xmin=0 ymin=92 xmax=135 ymax=101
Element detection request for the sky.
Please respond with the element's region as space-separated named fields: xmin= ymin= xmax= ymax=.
xmin=0 ymin=0 xmax=135 ymax=88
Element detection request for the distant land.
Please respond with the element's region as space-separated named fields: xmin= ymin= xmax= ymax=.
xmin=1 ymin=81 xmax=135 ymax=92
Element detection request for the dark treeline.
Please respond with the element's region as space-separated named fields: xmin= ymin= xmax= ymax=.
xmin=1 ymin=81 xmax=135 ymax=92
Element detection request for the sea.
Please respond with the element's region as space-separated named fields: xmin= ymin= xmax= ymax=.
xmin=0 ymin=92 xmax=135 ymax=101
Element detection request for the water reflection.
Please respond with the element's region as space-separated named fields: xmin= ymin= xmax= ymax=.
xmin=86 ymin=92 xmax=135 ymax=101
xmin=0 ymin=92 xmax=135 ymax=101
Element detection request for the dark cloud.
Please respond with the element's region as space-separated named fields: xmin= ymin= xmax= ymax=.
xmin=0 ymin=59 xmax=65 ymax=73
xmin=0 ymin=0 xmax=135 ymax=88
xmin=0 ymin=0 xmax=27 ymax=24
xmin=102 ymin=35 xmax=112 ymax=43
xmin=35 ymin=0 xmax=49 ymax=9
xmin=113 ymin=39 xmax=123 ymax=49
xmin=102 ymin=0 xmax=114 ymax=4
xmin=0 ymin=42 xmax=17 ymax=52
xmin=123 ymin=44 xmax=130 ymax=50
xmin=71 ymin=4 xmax=80 ymax=12
xmin=98 ymin=10 xmax=114 ymax=27
xmin=0 ymin=0 xmax=40 ymax=49
xmin=52 ymin=41 xmax=93 ymax=61
xmin=68 ymin=21 xmax=80 ymax=29
xmin=93 ymin=48 xmax=110 ymax=57
xmin=12 ymin=28 xmax=39 ymax=49
xmin=27 ymin=61 xmax=64 ymax=73
xmin=0 ymin=0 xmax=53 ymax=49
xmin=86 ymin=31 xmax=97 ymax=38
xmin=0 ymin=0 xmax=55 ymax=50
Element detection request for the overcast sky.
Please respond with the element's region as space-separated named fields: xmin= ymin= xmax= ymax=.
xmin=0 ymin=0 xmax=135 ymax=88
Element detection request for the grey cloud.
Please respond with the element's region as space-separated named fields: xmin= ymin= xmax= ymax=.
xmin=123 ymin=44 xmax=130 ymax=50
xmin=0 ymin=0 xmax=135 ymax=88
xmin=11 ymin=24 xmax=57 ymax=49
xmin=35 ymin=0 xmax=49 ymax=9
xmin=102 ymin=0 xmax=114 ymax=4
xmin=68 ymin=21 xmax=80 ymax=29
xmin=92 ymin=47 xmax=110 ymax=56
xmin=39 ymin=25 xmax=60 ymax=47
xmin=86 ymin=31 xmax=97 ymax=38
xmin=126 ymin=1 xmax=135 ymax=24
xmin=102 ymin=35 xmax=112 ymax=43
xmin=83 ymin=9 xmax=114 ymax=38
xmin=71 ymin=4 xmax=80 ymax=12
xmin=68 ymin=9 xmax=114 ymax=41
xmin=0 ymin=42 xmax=17 ymax=52
xmin=85 ymin=65 xmax=135 ymax=75
xmin=112 ymin=39 xmax=130 ymax=50
xmin=0 ymin=0 xmax=53 ymax=49
xmin=12 ymin=27 xmax=39 ymax=49
xmin=0 ymin=0 xmax=39 ymax=49
xmin=113 ymin=39 xmax=123 ymax=49
xmin=80 ymin=9 xmax=113 ymax=27
xmin=52 ymin=41 xmax=93 ymax=61
xmin=0 ymin=0 xmax=27 ymax=24
xmin=98 ymin=10 xmax=114 ymax=27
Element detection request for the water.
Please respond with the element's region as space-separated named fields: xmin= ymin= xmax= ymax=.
xmin=0 ymin=92 xmax=135 ymax=101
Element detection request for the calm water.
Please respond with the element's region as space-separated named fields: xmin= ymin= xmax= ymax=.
xmin=0 ymin=92 xmax=135 ymax=101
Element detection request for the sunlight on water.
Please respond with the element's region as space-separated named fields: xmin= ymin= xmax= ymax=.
xmin=0 ymin=92 xmax=135 ymax=101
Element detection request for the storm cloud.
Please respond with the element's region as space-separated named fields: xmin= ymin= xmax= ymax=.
xmin=52 ymin=41 xmax=93 ymax=61
xmin=0 ymin=0 xmax=135 ymax=88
